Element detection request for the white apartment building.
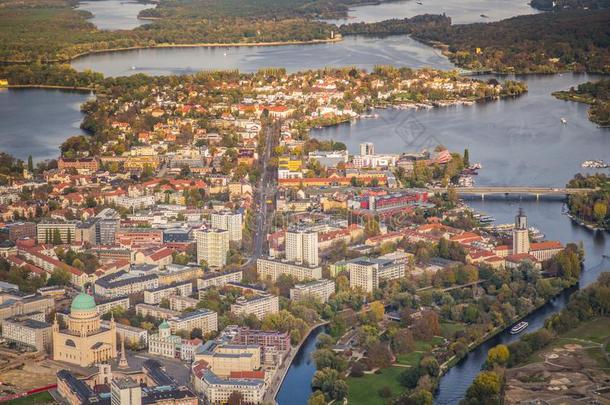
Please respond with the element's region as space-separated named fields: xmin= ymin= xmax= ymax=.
xmin=230 ymin=294 xmax=279 ymax=319
xmin=169 ymin=295 xmax=200 ymax=312
xmin=143 ymin=282 xmax=193 ymax=305
xmin=168 ymin=309 xmax=218 ymax=335
xmin=285 ymin=229 xmax=319 ymax=266
xmin=290 ymin=279 xmax=335 ymax=303
xmin=360 ymin=142 xmax=375 ymax=156
xmin=256 ymin=257 xmax=322 ymax=283
xmin=348 ymin=258 xmax=405 ymax=293
xmin=196 ymin=228 xmax=230 ymax=268
xmin=197 ymin=270 xmax=243 ymax=291
xmin=211 ymin=211 xmax=243 ymax=242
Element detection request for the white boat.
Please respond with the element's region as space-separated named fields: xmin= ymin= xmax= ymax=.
xmin=510 ymin=321 xmax=529 ymax=334
xmin=561 ymin=118 xmax=567 ymax=124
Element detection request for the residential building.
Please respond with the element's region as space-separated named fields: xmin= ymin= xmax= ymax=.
xmin=230 ymin=294 xmax=279 ymax=319
xmin=96 ymin=208 xmax=121 ymax=245
xmin=285 ymin=229 xmax=319 ymax=266
xmin=101 ymin=320 xmax=148 ymax=348
xmin=211 ymin=210 xmax=243 ymax=242
xmin=197 ymin=270 xmax=243 ymax=291
xmin=348 ymin=257 xmax=406 ymax=293
xmin=135 ymin=304 xmax=180 ymax=320
xmin=196 ymin=228 xmax=229 ymax=268
xmin=256 ymin=257 xmax=322 ymax=282
xmin=1 ymin=314 xmax=52 ymax=352
xmin=94 ymin=271 xmax=159 ymax=299
xmin=169 ymin=295 xmax=199 ymax=312
xmin=168 ymin=309 xmax=218 ymax=335
xmin=36 ymin=221 xmax=77 ymax=244
xmin=143 ymin=282 xmax=193 ymax=305
xmin=290 ymin=279 xmax=335 ymax=303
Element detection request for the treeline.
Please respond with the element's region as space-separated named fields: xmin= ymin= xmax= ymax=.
xmin=338 ymin=14 xmax=450 ymax=36
xmin=0 ymin=0 xmax=337 ymax=62
xmin=566 ymin=173 xmax=610 ymax=229
xmin=553 ymin=79 xmax=610 ymax=126
xmin=530 ymin=0 xmax=609 ymax=11
xmin=410 ymin=9 xmax=610 ymax=73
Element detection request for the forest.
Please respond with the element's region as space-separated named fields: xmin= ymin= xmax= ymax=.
xmin=553 ymin=79 xmax=610 ymax=126
xmin=411 ymin=9 xmax=610 ymax=73
xmin=566 ymin=173 xmax=610 ymax=229
xmin=0 ymin=0 xmax=339 ymax=62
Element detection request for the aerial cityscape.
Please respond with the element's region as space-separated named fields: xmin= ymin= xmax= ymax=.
xmin=0 ymin=0 xmax=609 ymax=404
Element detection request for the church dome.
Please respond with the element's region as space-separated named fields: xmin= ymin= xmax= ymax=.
xmin=159 ymin=320 xmax=170 ymax=329
xmin=71 ymin=292 xmax=96 ymax=312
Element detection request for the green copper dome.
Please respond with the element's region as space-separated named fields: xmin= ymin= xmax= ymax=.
xmin=159 ymin=320 xmax=170 ymax=329
xmin=71 ymin=292 xmax=96 ymax=312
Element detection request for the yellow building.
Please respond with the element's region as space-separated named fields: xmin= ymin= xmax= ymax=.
xmin=52 ymin=292 xmax=117 ymax=367
xmin=278 ymin=156 xmax=303 ymax=171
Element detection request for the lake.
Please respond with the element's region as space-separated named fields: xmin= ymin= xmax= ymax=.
xmin=71 ymin=35 xmax=454 ymax=77
xmin=313 ymin=73 xmax=610 ymax=187
xmin=0 ymin=88 xmax=92 ymax=161
xmin=76 ymin=0 xmax=152 ymax=31
xmin=325 ymin=0 xmax=539 ymax=25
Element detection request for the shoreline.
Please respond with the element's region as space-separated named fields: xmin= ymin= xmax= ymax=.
xmin=0 ymin=37 xmax=343 ymax=65
xmin=269 ymin=321 xmax=328 ymax=404
xmin=6 ymin=84 xmax=94 ymax=92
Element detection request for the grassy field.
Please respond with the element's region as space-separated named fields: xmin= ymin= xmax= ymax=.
xmin=4 ymin=391 xmax=55 ymax=405
xmin=347 ymin=366 xmax=405 ymax=405
xmin=520 ymin=317 xmax=610 ymax=367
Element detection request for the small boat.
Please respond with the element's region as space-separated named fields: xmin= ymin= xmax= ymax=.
xmin=510 ymin=321 xmax=528 ymax=334
xmin=561 ymin=118 xmax=567 ymax=124
xmin=416 ymin=1 xmax=423 ymax=4
xmin=480 ymin=14 xmax=489 ymax=18
xmin=131 ymin=66 xmax=136 ymax=70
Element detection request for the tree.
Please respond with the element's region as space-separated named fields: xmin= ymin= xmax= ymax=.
xmin=227 ymin=391 xmax=244 ymax=405
xmin=369 ymin=301 xmax=385 ymax=322
xmin=399 ymin=367 xmax=421 ymax=389
xmin=593 ymin=201 xmax=607 ymax=223
xmin=463 ymin=148 xmax=470 ymax=167
xmin=308 ymin=390 xmax=327 ymax=405
xmin=465 ymin=371 xmax=503 ymax=404
xmin=420 ymin=356 xmax=440 ymax=377
xmin=392 ymin=328 xmax=415 ymax=354
xmin=412 ymin=388 xmax=433 ymax=405
xmin=486 ymin=344 xmax=509 ymax=366
xmin=312 ymin=368 xmax=347 ymax=401
xmin=52 ymin=228 xmax=63 ymax=245
xmin=378 ymin=386 xmax=393 ymax=398
xmin=27 ymin=155 xmax=34 ymax=172
xmin=48 ymin=267 xmax=71 ymax=286
xmin=367 ymin=342 xmax=393 ymax=368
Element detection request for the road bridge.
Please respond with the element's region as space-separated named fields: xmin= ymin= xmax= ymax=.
xmin=429 ymin=186 xmax=596 ymax=200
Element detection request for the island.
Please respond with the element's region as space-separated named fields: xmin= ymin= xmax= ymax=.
xmin=566 ymin=173 xmax=610 ymax=230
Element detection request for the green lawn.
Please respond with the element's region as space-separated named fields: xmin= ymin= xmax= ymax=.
xmin=4 ymin=391 xmax=54 ymax=405
xmin=519 ymin=317 xmax=610 ymax=367
xmin=347 ymin=366 xmax=405 ymax=405
xmin=562 ymin=317 xmax=610 ymax=343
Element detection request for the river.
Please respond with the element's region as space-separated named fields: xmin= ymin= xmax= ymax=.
xmin=76 ymin=0 xmax=152 ymax=30
xmin=0 ymin=88 xmax=92 ymax=161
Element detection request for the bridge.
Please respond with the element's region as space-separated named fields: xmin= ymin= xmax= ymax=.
xmin=429 ymin=186 xmax=596 ymax=200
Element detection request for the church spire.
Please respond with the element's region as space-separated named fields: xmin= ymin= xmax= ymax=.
xmin=118 ymin=335 xmax=129 ymax=369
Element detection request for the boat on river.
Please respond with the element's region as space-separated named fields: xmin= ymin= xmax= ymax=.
xmin=510 ymin=321 xmax=529 ymax=334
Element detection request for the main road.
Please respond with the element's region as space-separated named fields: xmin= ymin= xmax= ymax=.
xmin=250 ymin=121 xmax=280 ymax=262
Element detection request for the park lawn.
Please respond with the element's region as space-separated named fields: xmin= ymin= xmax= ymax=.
xmin=347 ymin=366 xmax=405 ymax=405
xmin=441 ymin=321 xmax=465 ymax=338
xmin=396 ymin=351 xmax=424 ymax=366
xmin=4 ymin=392 xmax=54 ymax=405
xmin=562 ymin=317 xmax=610 ymax=343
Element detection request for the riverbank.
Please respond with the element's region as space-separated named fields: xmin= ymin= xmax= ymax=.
xmin=440 ymin=280 xmax=577 ymax=373
xmin=6 ymin=84 xmax=94 ymax=92
xmin=269 ymin=322 xmax=328 ymax=404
